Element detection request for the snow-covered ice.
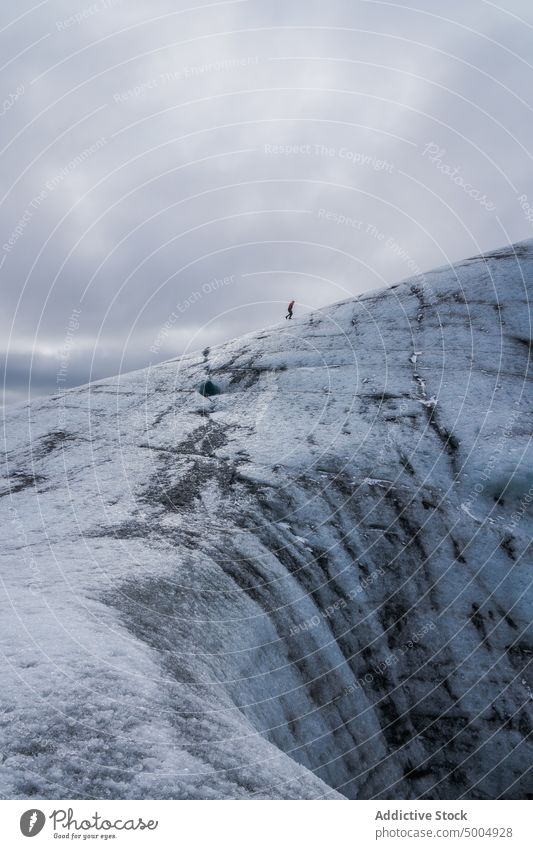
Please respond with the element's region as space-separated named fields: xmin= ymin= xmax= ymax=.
xmin=1 ymin=239 xmax=532 ymax=799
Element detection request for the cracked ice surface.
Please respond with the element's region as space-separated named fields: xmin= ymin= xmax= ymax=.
xmin=0 ymin=240 xmax=532 ymax=799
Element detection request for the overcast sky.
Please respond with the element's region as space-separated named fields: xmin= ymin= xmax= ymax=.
xmin=2 ymin=0 xmax=533 ymax=408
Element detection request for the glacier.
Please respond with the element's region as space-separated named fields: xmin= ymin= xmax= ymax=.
xmin=1 ymin=239 xmax=532 ymax=800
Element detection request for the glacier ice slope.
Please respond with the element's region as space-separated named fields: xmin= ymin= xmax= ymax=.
xmin=1 ymin=239 xmax=532 ymax=799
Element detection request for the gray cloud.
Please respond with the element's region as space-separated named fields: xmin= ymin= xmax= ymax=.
xmin=2 ymin=0 xmax=533 ymax=409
